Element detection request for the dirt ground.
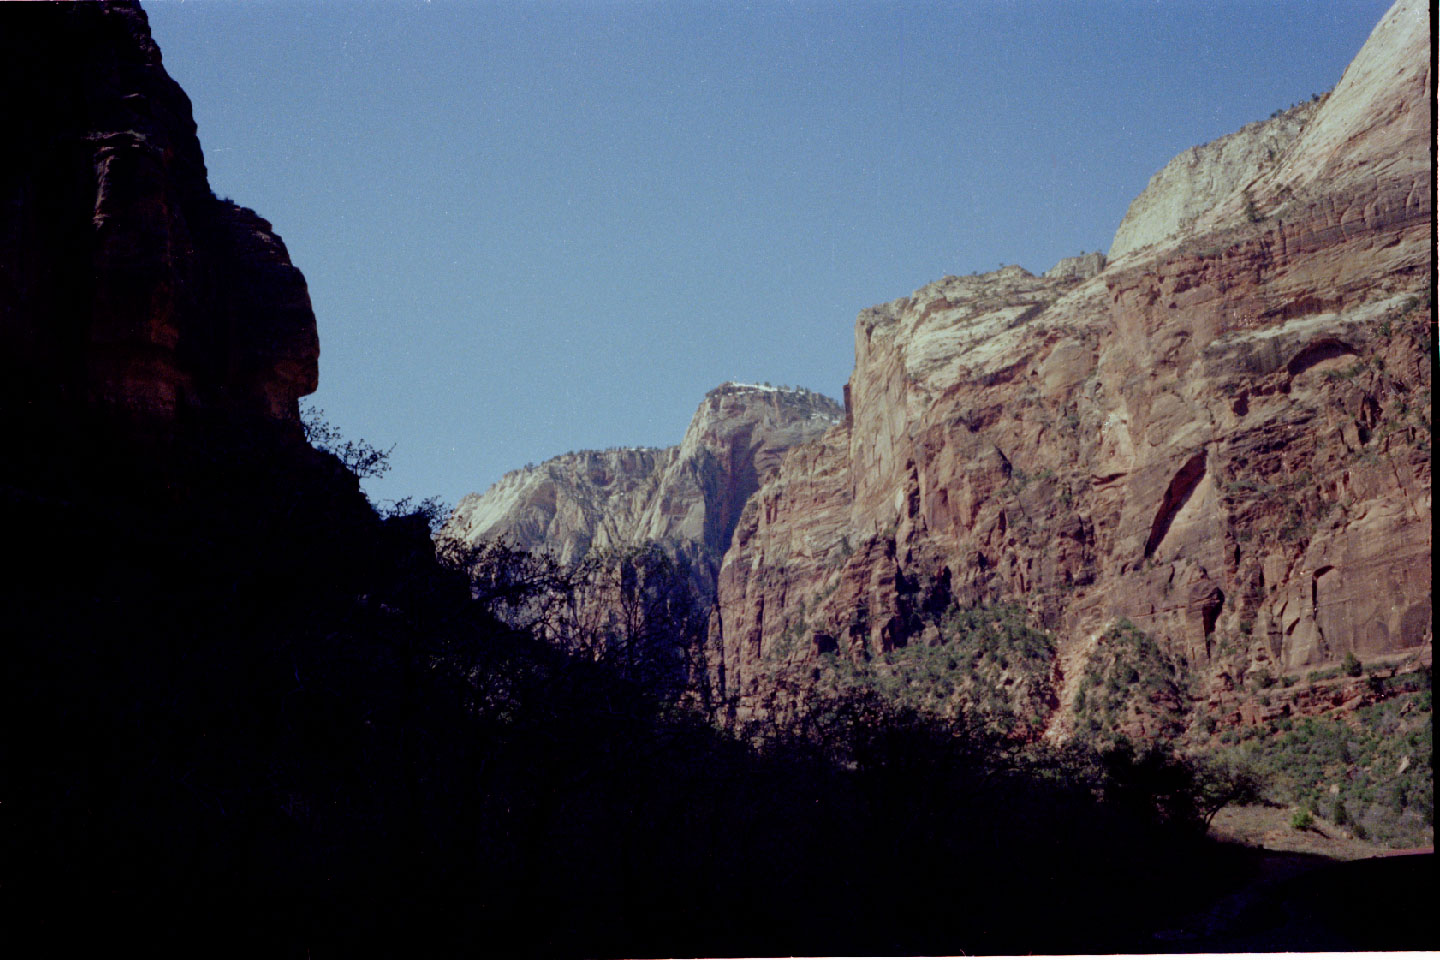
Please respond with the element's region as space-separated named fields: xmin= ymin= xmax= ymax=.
xmin=1208 ymin=803 xmax=1396 ymax=859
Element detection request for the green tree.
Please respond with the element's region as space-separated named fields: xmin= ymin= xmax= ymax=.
xmin=1191 ymin=757 xmax=1267 ymax=828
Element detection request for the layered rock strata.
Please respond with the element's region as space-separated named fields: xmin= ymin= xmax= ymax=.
xmin=716 ymin=0 xmax=1431 ymax=726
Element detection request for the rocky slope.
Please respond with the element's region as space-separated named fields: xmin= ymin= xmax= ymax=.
xmin=1 ymin=1 xmax=318 ymax=428
xmin=444 ymin=382 xmax=843 ymax=592
xmin=715 ymin=0 xmax=1431 ymax=736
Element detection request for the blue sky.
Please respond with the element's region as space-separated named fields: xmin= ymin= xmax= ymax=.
xmin=143 ymin=0 xmax=1390 ymax=510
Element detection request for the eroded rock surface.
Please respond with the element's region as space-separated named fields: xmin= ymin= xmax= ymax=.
xmin=716 ymin=0 xmax=1431 ymax=727
xmin=1109 ymin=101 xmax=1319 ymax=261
xmin=444 ymin=383 xmax=843 ymax=592
xmin=451 ymin=1 xmax=1429 ymax=743
xmin=1045 ymin=252 xmax=1107 ymax=281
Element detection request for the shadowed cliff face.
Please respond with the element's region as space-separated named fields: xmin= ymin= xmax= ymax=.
xmin=716 ymin=0 xmax=1431 ymax=727
xmin=441 ymin=384 xmax=842 ymax=702
xmin=0 ymin=1 xmax=318 ymax=427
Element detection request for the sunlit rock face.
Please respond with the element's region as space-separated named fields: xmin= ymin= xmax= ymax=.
xmin=716 ymin=0 xmax=1431 ymax=725
xmin=0 ymin=0 xmax=318 ymax=427
xmin=1110 ymin=0 xmax=1429 ymax=266
xmin=1044 ymin=252 xmax=1107 ymax=281
xmin=443 ymin=383 xmax=844 ymax=593
xmin=1107 ymin=102 xmax=1320 ymax=262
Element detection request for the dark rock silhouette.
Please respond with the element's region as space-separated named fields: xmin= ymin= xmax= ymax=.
xmin=1 ymin=0 xmax=317 ymax=426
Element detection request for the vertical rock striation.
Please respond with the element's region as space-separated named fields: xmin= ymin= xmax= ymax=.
xmin=716 ymin=0 xmax=1431 ymax=724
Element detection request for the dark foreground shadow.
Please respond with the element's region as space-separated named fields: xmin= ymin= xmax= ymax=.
xmin=1154 ymin=847 xmax=1436 ymax=953
xmin=5 ymin=413 xmax=1433 ymax=958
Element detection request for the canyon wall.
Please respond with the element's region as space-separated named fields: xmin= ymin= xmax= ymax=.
xmin=1 ymin=1 xmax=318 ymax=428
xmin=715 ymin=0 xmax=1431 ymax=726
xmin=444 ymin=382 xmax=843 ymax=591
xmin=451 ymin=0 xmax=1430 ymax=742
xmin=1108 ymin=100 xmax=1319 ymax=261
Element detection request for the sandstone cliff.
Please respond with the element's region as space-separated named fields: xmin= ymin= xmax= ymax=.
xmin=10 ymin=2 xmax=1431 ymax=944
xmin=1111 ymin=0 xmax=1428 ymax=264
xmin=715 ymin=0 xmax=1431 ymax=734
xmin=444 ymin=382 xmax=843 ymax=591
xmin=1045 ymin=251 xmax=1107 ymax=281
xmin=0 ymin=1 xmax=318 ymax=428
xmin=450 ymin=0 xmax=1430 ymax=768
xmin=1109 ymin=100 xmax=1320 ymax=261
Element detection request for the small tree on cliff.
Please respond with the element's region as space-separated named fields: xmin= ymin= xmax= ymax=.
xmin=300 ymin=400 xmax=393 ymax=479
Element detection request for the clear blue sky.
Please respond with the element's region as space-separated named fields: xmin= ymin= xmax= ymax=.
xmin=143 ymin=0 xmax=1390 ymax=510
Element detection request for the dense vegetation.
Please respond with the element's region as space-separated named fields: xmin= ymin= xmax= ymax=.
xmin=749 ymin=576 xmax=1432 ymax=854
xmin=1073 ymin=618 xmax=1192 ymax=745
xmin=7 ymin=407 xmax=1303 ymax=956
xmin=794 ymin=602 xmax=1057 ymax=738
xmin=439 ymin=536 xmax=714 ymax=706
xmin=1062 ymin=615 xmax=1433 ymax=849
xmin=1215 ymin=678 xmax=1433 ymax=847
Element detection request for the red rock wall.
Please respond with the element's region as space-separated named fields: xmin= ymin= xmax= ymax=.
xmin=0 ymin=1 xmax=318 ymax=428
xmin=716 ymin=0 xmax=1431 ymax=727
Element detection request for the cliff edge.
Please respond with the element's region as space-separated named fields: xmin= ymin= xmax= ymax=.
xmin=1 ymin=1 xmax=318 ymax=427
